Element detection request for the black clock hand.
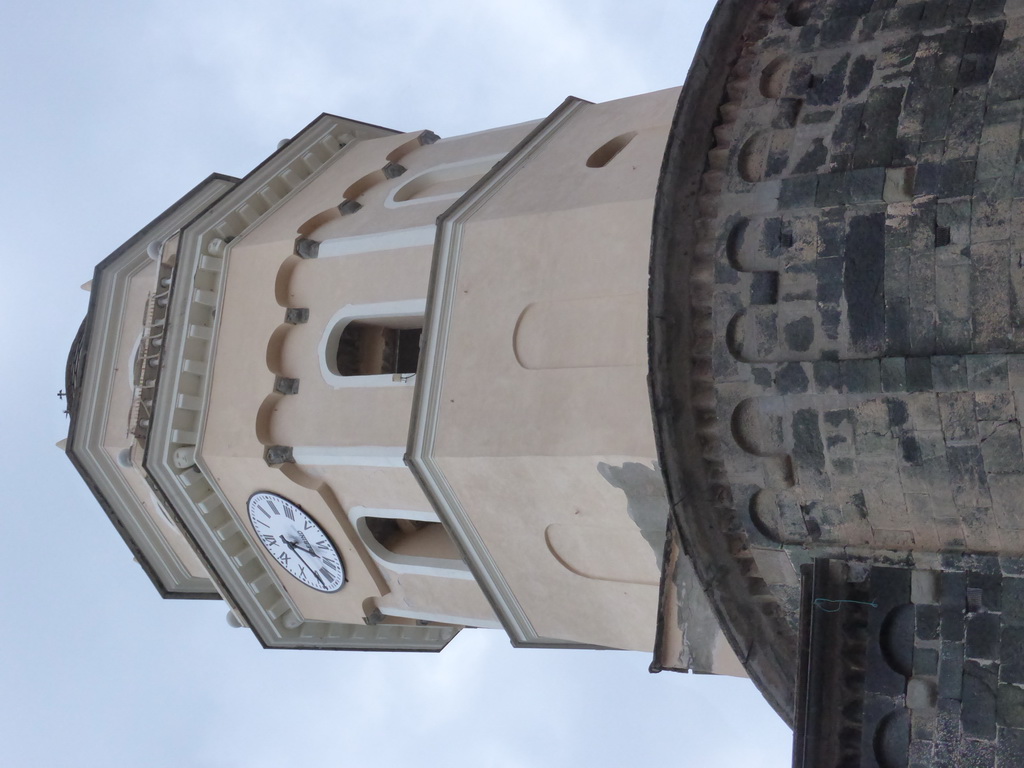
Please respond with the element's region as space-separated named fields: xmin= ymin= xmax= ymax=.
xmin=284 ymin=539 xmax=327 ymax=586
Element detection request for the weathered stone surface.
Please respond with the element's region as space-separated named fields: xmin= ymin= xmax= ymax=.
xmin=650 ymin=0 xmax=1024 ymax=753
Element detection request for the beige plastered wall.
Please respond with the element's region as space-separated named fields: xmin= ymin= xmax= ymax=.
xmin=429 ymin=88 xmax=684 ymax=651
xmin=101 ymin=245 xmax=209 ymax=580
xmin=201 ymin=122 xmax=537 ymax=626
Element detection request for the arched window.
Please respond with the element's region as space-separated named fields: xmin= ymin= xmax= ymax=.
xmin=318 ymin=299 xmax=427 ymax=388
xmin=349 ymin=506 xmax=472 ymax=580
xmin=335 ymin=321 xmax=421 ymax=377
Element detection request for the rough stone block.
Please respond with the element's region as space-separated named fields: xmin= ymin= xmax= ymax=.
xmin=909 ymin=676 xmax=939 ymax=709
xmin=997 ymin=725 xmax=1024 ymax=766
xmin=1002 ymin=626 xmax=1024 ymax=683
xmin=980 ymin=422 xmax=1024 ymax=475
xmin=963 ymin=660 xmax=999 ymax=739
xmin=916 ymin=646 xmax=941 ymax=676
xmin=933 ymin=357 xmax=969 ymax=391
xmin=910 ymin=738 xmax=934 ymax=768
xmin=998 ymin=684 xmax=1024 ymax=729
xmin=940 ymin=641 xmax=966 ymax=698
xmin=968 ymin=571 xmax=1003 ymax=611
xmin=918 ymin=603 xmax=942 ymax=640
xmin=907 ymin=357 xmax=935 ymax=391
xmin=958 ymin=737 xmax=996 ymax=768
xmin=967 ymin=612 xmax=1002 ymax=660
xmin=939 ymin=392 xmax=980 ymax=442
xmin=976 ymin=392 xmax=1016 ymax=422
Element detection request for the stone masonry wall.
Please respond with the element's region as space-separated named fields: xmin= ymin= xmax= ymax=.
xmin=688 ymin=0 xmax=1024 ymax=628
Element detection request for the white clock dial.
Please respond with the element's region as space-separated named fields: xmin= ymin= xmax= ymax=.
xmin=247 ymin=492 xmax=345 ymax=593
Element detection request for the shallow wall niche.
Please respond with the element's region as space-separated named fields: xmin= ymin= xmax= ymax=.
xmin=513 ymin=295 xmax=646 ymax=370
xmin=545 ymin=523 xmax=659 ymax=586
xmin=586 ymin=132 xmax=637 ymax=168
xmin=384 ymin=155 xmax=503 ymax=207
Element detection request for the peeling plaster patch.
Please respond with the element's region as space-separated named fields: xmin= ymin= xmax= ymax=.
xmin=670 ymin=532 xmax=724 ymax=674
xmin=597 ymin=461 xmax=668 ymax=569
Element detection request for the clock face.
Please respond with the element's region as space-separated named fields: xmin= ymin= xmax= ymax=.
xmin=247 ymin=492 xmax=345 ymax=593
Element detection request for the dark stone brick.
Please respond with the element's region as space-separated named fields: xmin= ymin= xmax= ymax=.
xmin=943 ymin=570 xmax=968 ymax=607
xmin=777 ymin=362 xmax=810 ymax=394
xmin=915 ymin=646 xmax=940 ymax=676
xmin=847 ymin=166 xmax=886 ymax=202
xmin=800 ymin=109 xmax=833 ymax=126
xmin=842 ymin=359 xmax=882 ymax=393
xmin=886 ymin=397 xmax=910 ymax=429
xmin=860 ymin=8 xmax=887 ymax=39
xmin=886 ymin=297 xmax=913 ymax=355
xmin=772 ymin=98 xmax=802 ymax=130
xmin=962 ymin=660 xmax=998 ymax=739
xmin=967 ymin=612 xmax=1001 ymax=660
xmin=910 ymin=738 xmax=933 ymax=768
xmin=792 ymin=408 xmax=825 ymax=471
xmin=901 ymin=434 xmax=924 ymax=464
xmin=779 ymin=175 xmax=818 ymax=209
xmin=968 ymin=355 xmax=1009 ymax=391
xmin=814 ymin=361 xmax=842 ymax=392
xmin=958 ymin=737 xmax=996 ymax=768
xmin=766 ymin=148 xmax=790 ymax=178
xmin=784 ymin=317 xmax=814 ymax=352
xmin=969 ymin=0 xmax=1005 ymax=17
xmin=933 ymin=356 xmax=968 ymax=391
xmin=976 ymin=392 xmax=1018 ymax=422
xmin=845 ymin=212 xmax=886 ymax=354
xmin=980 ymin=422 xmax=1024 ymax=475
xmin=948 ymin=0 xmax=973 ymax=19
xmin=907 ymin=357 xmax=934 ymax=391
xmin=937 ymin=695 xmax=963 ymax=740
xmin=1002 ymin=580 xmax=1024 ymax=628
xmin=821 ymin=305 xmax=842 ymax=341
xmin=1001 ymin=626 xmax=1024 ymax=683
xmin=754 ymin=310 xmax=779 ymax=359
xmin=821 ymin=14 xmax=859 ymax=45
xmin=853 ymin=86 xmax=906 ymax=168
xmin=824 ymin=408 xmax=853 ymax=429
xmin=749 ymin=271 xmax=778 ymax=305
xmin=806 ymin=54 xmax=851 ymax=107
xmin=958 ymin=20 xmax=1006 ymax=88
xmin=815 ymin=172 xmax=847 ymax=206
xmin=882 ymin=356 xmax=907 ymax=392
xmin=832 ymin=101 xmax=865 ymax=157
xmin=968 ymin=571 xmax=1002 ymax=611
xmin=940 ymin=159 xmax=978 ymax=197
xmin=944 ymin=605 xmax=968 ymax=644
xmin=915 ymin=161 xmax=942 ymax=196
xmin=816 ymin=257 xmax=843 ymax=303
xmin=918 ymin=603 xmax=941 ymax=641
xmin=947 ymin=444 xmax=990 ymax=504
xmin=835 ymin=0 xmax=874 ymax=13
xmin=752 ymin=366 xmax=773 ymax=388
xmin=998 ymin=683 xmax=1024 ymax=729
xmin=939 ymin=392 xmax=980 ymax=441
xmin=715 ymin=258 xmax=739 ymax=285
xmin=947 ymin=84 xmax=988 ymax=161
xmin=909 ymin=307 xmax=938 ymax=357
xmin=848 ymin=54 xmax=875 ymax=99
xmin=963 ymin=555 xmax=1002 ymax=576
xmin=997 ymin=725 xmax=1024 ymax=766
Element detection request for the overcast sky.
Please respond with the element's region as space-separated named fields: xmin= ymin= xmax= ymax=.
xmin=0 ymin=1 xmax=793 ymax=766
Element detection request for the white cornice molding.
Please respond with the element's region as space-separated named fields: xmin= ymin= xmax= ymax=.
xmin=68 ymin=176 xmax=236 ymax=598
xmin=145 ymin=116 xmax=456 ymax=650
xmin=408 ymin=98 xmax=591 ymax=648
